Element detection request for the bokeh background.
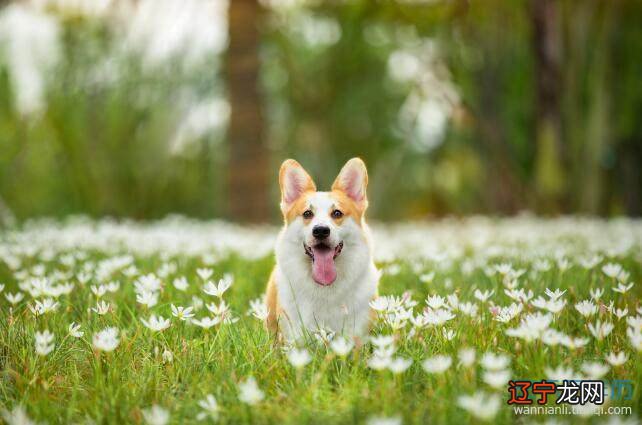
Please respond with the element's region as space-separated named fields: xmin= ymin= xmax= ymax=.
xmin=0 ymin=0 xmax=640 ymax=223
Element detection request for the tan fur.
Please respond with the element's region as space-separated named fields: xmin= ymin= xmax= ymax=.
xmin=265 ymin=270 xmax=281 ymax=334
xmin=284 ymin=192 xmax=315 ymax=223
xmin=329 ymin=190 xmax=365 ymax=227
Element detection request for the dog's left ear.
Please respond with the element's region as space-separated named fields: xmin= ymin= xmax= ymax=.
xmin=332 ymin=158 xmax=368 ymax=210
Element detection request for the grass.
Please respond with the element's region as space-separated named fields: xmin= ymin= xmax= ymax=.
xmin=0 ymin=217 xmax=640 ymax=424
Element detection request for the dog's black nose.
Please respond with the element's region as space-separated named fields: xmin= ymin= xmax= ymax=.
xmin=312 ymin=225 xmax=330 ymax=240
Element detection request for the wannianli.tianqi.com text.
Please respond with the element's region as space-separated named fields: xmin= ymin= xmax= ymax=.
xmin=513 ymin=405 xmax=633 ymax=416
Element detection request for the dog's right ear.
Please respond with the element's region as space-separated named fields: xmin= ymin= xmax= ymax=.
xmin=279 ymin=159 xmax=316 ymax=211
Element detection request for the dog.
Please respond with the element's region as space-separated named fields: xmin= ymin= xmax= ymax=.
xmin=265 ymin=158 xmax=379 ymax=341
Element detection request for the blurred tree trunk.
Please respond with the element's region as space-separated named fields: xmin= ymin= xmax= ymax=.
xmin=579 ymin=2 xmax=612 ymax=214
xmin=226 ymin=0 xmax=269 ymax=222
xmin=531 ymin=0 xmax=566 ymax=213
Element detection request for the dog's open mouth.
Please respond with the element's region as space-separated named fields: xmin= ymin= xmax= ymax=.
xmin=304 ymin=241 xmax=343 ymax=286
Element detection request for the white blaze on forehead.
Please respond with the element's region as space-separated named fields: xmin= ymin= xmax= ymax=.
xmin=306 ymin=192 xmax=335 ymax=218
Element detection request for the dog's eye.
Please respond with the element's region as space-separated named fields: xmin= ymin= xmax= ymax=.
xmin=331 ymin=209 xmax=343 ymax=219
xmin=303 ymin=210 xmax=313 ymax=219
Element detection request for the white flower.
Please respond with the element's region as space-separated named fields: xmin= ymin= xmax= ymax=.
xmin=423 ymin=308 xmax=455 ymax=326
xmin=35 ymin=329 xmax=55 ymax=356
xmin=29 ymin=298 xmax=59 ymax=315
xmin=92 ymin=327 xmax=120 ymax=352
xmin=446 ymin=293 xmax=459 ymax=310
xmin=627 ymin=326 xmax=642 ymax=351
xmin=369 ymin=297 xmax=389 ymax=312
xmin=442 ymin=328 xmax=456 ymax=341
xmin=238 ymin=377 xmax=264 ymax=405
xmin=106 ymin=281 xmax=120 ymax=293
xmin=173 ymin=276 xmax=189 ymax=291
xmin=575 ymin=300 xmax=598 ymax=318
xmin=141 ymin=314 xmax=171 ymax=332
xmin=206 ymin=300 xmax=230 ymax=316
xmin=91 ymin=300 xmax=111 ymax=315
xmin=505 ymin=312 xmax=553 ymax=342
xmin=425 ymin=294 xmax=446 ymax=309
xmin=135 ymin=274 xmax=162 ymax=293
xmin=368 ymin=355 xmax=391 ymax=371
xmin=171 ymin=304 xmax=195 ymax=321
xmin=580 ymin=361 xmax=609 ymax=379
xmin=385 ymin=308 xmax=412 ymax=330
xmin=493 ymin=303 xmax=523 ymax=323
xmin=545 ymin=365 xmax=577 ymax=381
xmin=388 ymin=357 xmax=412 ymax=374
xmin=202 ymin=275 xmax=233 ymax=298
xmin=544 ymin=288 xmax=566 ymax=300
xmin=494 ymin=263 xmax=513 ymax=275
xmin=458 ymin=348 xmax=476 ymax=367
xmin=142 ymin=405 xmax=169 ymax=425
xmin=559 ymin=334 xmax=589 ymax=350
xmin=504 ymin=288 xmax=533 ymax=303
xmin=612 ymin=282 xmax=634 ymax=294
xmin=196 ymin=394 xmax=220 ymax=421
xmin=370 ymin=335 xmax=394 ymax=348
xmin=191 ymin=316 xmax=221 ymax=329
xmin=480 ymin=352 xmax=510 ymax=371
xmin=612 ymin=307 xmax=628 ymax=320
xmin=533 ymin=259 xmax=551 ymax=272
xmin=162 ymin=349 xmax=173 ymax=364
xmin=287 ymin=348 xmax=312 ymax=369
xmin=579 ymin=255 xmax=602 ymax=269
xmin=531 ymin=296 xmax=547 ymax=310
xmin=422 ymin=355 xmax=452 ymax=374
xmin=587 ymin=320 xmax=614 ymax=340
xmin=5 ymin=291 xmax=24 ymax=305
xmin=483 ymin=369 xmax=511 ymax=390
xmin=457 ymin=391 xmax=500 ymax=421
xmin=419 ymin=272 xmax=435 ymax=284
xmin=627 ymin=315 xmax=642 ymax=330
xmin=196 ymin=268 xmax=213 ymax=280
xmin=473 ymin=289 xmax=494 ymax=302
xmin=330 ymin=337 xmax=354 ymax=357
xmin=458 ymin=302 xmax=478 ymax=317
xmin=605 ymin=351 xmax=628 ymax=366
xmin=247 ymin=298 xmax=269 ymax=321
xmin=545 ymin=298 xmax=566 ymax=313
xmin=136 ymin=290 xmax=159 ymax=308
xmin=532 ymin=296 xmax=566 ymax=313
xmin=601 ymin=263 xmax=622 ymax=278
xmin=541 ymin=329 xmax=563 ymax=346
xmin=90 ymin=284 xmax=107 ymax=297
xmin=366 ymin=416 xmax=402 ymax=425
xmin=589 ymin=288 xmax=604 ymax=300
xmin=68 ymin=322 xmax=83 ymax=338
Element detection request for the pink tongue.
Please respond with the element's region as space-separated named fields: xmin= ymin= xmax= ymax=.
xmin=312 ymin=246 xmax=337 ymax=285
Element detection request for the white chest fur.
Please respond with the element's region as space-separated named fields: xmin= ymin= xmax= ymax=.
xmin=274 ymin=223 xmax=378 ymax=340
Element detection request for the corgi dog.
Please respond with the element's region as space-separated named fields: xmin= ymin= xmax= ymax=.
xmin=265 ymin=158 xmax=379 ymax=340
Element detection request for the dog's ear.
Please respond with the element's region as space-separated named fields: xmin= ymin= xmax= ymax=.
xmin=279 ymin=159 xmax=316 ymax=210
xmin=332 ymin=158 xmax=368 ymax=209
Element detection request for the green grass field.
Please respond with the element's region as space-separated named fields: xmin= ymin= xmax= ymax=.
xmin=0 ymin=217 xmax=640 ymax=424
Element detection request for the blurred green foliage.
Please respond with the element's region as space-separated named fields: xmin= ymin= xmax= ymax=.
xmin=0 ymin=0 xmax=640 ymax=221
